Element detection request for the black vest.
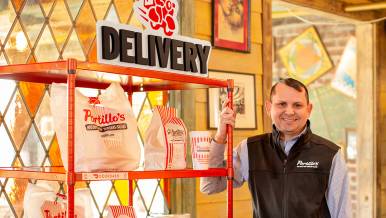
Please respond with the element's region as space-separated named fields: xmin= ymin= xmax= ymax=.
xmin=247 ymin=125 xmax=339 ymax=218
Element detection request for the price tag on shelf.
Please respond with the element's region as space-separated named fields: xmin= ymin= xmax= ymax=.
xmin=82 ymin=172 xmax=128 ymax=181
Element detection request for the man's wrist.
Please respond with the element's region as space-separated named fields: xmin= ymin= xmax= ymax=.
xmin=213 ymin=136 xmax=227 ymax=144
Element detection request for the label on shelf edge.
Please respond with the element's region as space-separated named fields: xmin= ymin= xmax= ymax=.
xmin=82 ymin=172 xmax=128 ymax=180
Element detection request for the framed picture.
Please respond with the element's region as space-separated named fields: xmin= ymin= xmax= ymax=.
xmin=278 ymin=26 xmax=333 ymax=85
xmin=213 ymin=0 xmax=250 ymax=52
xmin=208 ymin=71 xmax=256 ymax=129
xmin=345 ymin=128 xmax=357 ymax=160
xmin=331 ymin=36 xmax=356 ymax=98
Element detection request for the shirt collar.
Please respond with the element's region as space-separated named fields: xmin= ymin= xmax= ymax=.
xmin=274 ymin=123 xmax=309 ymax=156
xmin=272 ymin=120 xmax=310 ymax=143
xmin=285 ymin=125 xmax=308 ymax=143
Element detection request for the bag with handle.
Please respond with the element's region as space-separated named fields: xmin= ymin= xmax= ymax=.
xmin=40 ymin=200 xmax=67 ymax=218
xmin=24 ymin=182 xmax=56 ymax=218
xmin=144 ymin=106 xmax=187 ymax=170
xmin=24 ymin=183 xmax=94 ymax=218
xmin=50 ymin=82 xmax=141 ymax=172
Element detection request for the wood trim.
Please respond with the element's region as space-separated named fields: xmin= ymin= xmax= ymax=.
xmin=262 ymin=0 xmax=273 ymax=132
xmin=278 ymin=0 xmax=378 ymax=21
xmin=345 ymin=2 xmax=386 ymax=12
xmin=356 ymin=23 xmax=376 ymax=218
xmin=375 ymin=20 xmax=386 ymax=218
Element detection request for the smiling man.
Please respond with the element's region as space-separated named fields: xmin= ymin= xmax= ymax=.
xmin=201 ymin=78 xmax=351 ymax=218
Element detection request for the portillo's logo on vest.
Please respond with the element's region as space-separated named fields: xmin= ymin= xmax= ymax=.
xmin=296 ymin=160 xmax=319 ymax=168
xmin=96 ymin=0 xmax=211 ymax=77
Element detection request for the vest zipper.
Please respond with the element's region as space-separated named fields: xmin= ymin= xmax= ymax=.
xmin=282 ymin=158 xmax=288 ymax=218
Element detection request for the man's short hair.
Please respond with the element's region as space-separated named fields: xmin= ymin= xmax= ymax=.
xmin=270 ymin=78 xmax=309 ymax=103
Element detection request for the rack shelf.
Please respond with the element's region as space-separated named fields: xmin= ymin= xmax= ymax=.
xmin=0 ymin=59 xmax=234 ymax=218
xmin=0 ymin=167 xmax=227 ymax=181
xmin=0 ymin=167 xmax=66 ymax=181
xmin=0 ymin=60 xmax=227 ymax=91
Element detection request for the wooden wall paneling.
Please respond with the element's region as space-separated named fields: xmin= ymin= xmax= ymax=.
xmin=376 ymin=21 xmax=386 ymax=218
xmin=252 ymin=0 xmax=262 ymax=13
xmin=195 ymin=0 xmax=211 ymax=37
xmin=262 ymin=0 xmax=273 ymax=132
xmin=251 ymin=11 xmax=263 ymax=44
xmin=209 ymin=44 xmax=263 ymax=74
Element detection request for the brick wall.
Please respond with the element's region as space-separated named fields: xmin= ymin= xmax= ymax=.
xmin=272 ymin=16 xmax=358 ymax=217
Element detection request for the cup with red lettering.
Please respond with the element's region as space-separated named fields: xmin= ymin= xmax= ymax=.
xmin=190 ymin=131 xmax=211 ymax=170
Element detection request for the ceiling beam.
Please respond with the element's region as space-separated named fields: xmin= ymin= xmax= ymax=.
xmin=272 ymin=10 xmax=311 ymax=19
xmin=277 ymin=0 xmax=378 ymax=21
xmin=345 ymin=2 xmax=386 ymax=12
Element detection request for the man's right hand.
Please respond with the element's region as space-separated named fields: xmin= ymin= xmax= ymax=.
xmin=214 ymin=98 xmax=236 ymax=144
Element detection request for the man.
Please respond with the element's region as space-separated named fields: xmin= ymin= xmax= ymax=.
xmin=201 ymin=78 xmax=351 ymax=218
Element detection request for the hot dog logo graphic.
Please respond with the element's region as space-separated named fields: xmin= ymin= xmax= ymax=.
xmin=134 ymin=0 xmax=179 ymax=36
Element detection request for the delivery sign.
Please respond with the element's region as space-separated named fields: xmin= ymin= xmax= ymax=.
xmin=96 ymin=0 xmax=211 ymax=77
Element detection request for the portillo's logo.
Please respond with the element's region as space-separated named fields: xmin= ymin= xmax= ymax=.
xmin=83 ymin=109 xmax=128 ymax=132
xmin=96 ymin=0 xmax=211 ymax=77
xmin=83 ymin=109 xmax=125 ymax=124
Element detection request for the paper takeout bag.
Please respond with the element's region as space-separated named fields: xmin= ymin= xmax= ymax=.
xmin=50 ymin=82 xmax=141 ymax=172
xmin=145 ymin=106 xmax=187 ymax=170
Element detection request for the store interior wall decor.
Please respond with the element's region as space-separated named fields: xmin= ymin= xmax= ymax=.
xmin=213 ymin=0 xmax=250 ymax=52
xmin=208 ymin=70 xmax=256 ymax=129
xmin=278 ymin=26 xmax=333 ymax=85
xmin=331 ymin=36 xmax=357 ymax=98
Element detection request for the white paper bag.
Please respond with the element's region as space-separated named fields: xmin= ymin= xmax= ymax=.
xmin=144 ymin=106 xmax=187 ymax=170
xmin=50 ymin=82 xmax=141 ymax=172
xmin=73 ymin=188 xmax=94 ymax=218
xmin=24 ymin=183 xmax=94 ymax=218
xmin=41 ymin=201 xmax=66 ymax=218
xmin=24 ymin=183 xmax=56 ymax=218
xmin=40 ymin=200 xmax=87 ymax=218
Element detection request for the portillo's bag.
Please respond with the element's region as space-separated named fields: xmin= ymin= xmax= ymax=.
xmin=144 ymin=106 xmax=187 ymax=170
xmin=50 ymin=82 xmax=141 ymax=172
xmin=23 ymin=183 xmax=94 ymax=218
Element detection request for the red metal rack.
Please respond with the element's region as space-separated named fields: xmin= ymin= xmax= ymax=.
xmin=0 ymin=59 xmax=234 ymax=218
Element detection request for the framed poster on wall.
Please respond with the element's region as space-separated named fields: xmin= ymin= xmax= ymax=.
xmin=208 ymin=71 xmax=256 ymax=129
xmin=213 ymin=0 xmax=250 ymax=52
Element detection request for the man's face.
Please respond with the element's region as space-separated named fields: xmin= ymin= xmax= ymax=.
xmin=265 ymin=83 xmax=312 ymax=139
